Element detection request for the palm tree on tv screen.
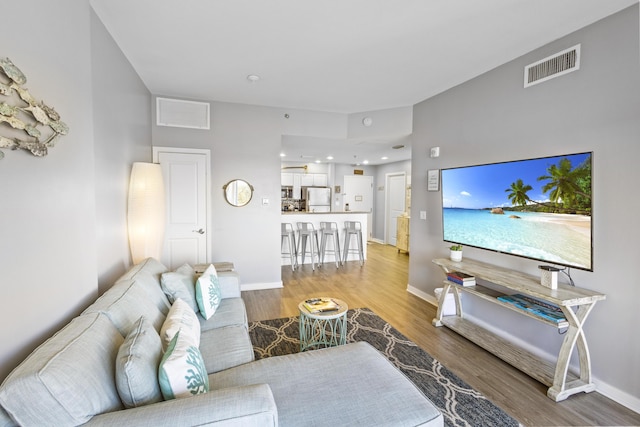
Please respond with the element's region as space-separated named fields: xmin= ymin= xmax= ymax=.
xmin=505 ymin=179 xmax=533 ymax=208
xmin=538 ymin=156 xmax=591 ymax=213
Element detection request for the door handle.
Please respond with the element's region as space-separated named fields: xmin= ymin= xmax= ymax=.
xmin=193 ymin=228 xmax=205 ymax=234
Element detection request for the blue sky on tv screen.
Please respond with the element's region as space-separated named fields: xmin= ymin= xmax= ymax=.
xmin=441 ymin=153 xmax=591 ymax=210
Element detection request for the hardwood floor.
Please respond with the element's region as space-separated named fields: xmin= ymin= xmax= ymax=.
xmin=243 ymin=242 xmax=640 ymax=426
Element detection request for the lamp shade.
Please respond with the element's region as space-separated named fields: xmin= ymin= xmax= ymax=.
xmin=127 ymin=162 xmax=166 ymax=264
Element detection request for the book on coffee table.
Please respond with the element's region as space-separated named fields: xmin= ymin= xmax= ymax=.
xmin=303 ymin=298 xmax=339 ymax=313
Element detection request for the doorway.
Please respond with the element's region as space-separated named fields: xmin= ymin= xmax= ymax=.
xmin=385 ymin=172 xmax=406 ymax=246
xmin=152 ymin=147 xmax=211 ymax=269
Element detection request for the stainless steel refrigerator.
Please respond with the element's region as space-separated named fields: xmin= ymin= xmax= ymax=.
xmin=306 ymin=187 xmax=331 ymax=212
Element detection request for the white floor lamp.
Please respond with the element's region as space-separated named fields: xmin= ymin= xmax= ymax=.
xmin=127 ymin=162 xmax=166 ymax=264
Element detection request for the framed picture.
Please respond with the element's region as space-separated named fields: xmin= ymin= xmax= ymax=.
xmin=427 ymin=169 xmax=440 ymax=191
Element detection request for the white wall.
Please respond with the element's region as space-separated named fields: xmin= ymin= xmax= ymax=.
xmin=0 ymin=0 xmax=97 ymax=382
xmin=0 ymin=0 xmax=152 ymax=382
xmin=410 ymin=5 xmax=640 ymax=409
xmin=91 ymin=10 xmax=153 ymax=293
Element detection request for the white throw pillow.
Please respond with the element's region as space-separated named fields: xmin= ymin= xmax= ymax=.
xmin=160 ymin=264 xmax=198 ymax=312
xmin=115 ymin=316 xmax=163 ymax=408
xmin=159 ymin=298 xmax=200 ymax=351
xmin=195 ymin=264 xmax=222 ymax=320
xmin=158 ymin=330 xmax=209 ymax=400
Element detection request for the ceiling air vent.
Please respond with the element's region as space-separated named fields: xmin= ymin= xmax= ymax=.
xmin=156 ymin=97 xmax=210 ymax=129
xmin=524 ymin=44 xmax=580 ymax=88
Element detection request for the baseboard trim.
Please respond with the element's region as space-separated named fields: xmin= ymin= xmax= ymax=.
xmin=407 ymin=285 xmax=437 ymax=305
xmin=406 ymin=284 xmax=640 ymax=414
xmin=595 ymin=381 xmax=640 ymax=415
xmin=241 ymin=281 xmax=283 ymax=291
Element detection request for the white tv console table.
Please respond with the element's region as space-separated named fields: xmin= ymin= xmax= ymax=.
xmin=432 ymin=258 xmax=605 ymax=402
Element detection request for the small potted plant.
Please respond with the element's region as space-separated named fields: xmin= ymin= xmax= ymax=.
xmin=449 ymin=244 xmax=463 ymax=262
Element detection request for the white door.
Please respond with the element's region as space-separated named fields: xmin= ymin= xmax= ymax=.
xmin=385 ymin=173 xmax=406 ymax=245
xmin=343 ymin=175 xmax=373 ymax=240
xmin=153 ymin=147 xmax=210 ymax=269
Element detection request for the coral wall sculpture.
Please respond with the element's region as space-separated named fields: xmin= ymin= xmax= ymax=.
xmin=0 ymin=57 xmax=69 ymax=159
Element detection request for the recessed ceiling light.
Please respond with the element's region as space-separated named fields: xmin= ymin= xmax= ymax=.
xmin=326 ymin=156 xmax=334 ymax=160
xmin=363 ymin=160 xmax=369 ymax=165
xmin=246 ymin=74 xmax=260 ymax=83
xmin=315 ymin=160 xmax=321 ymax=164
xmin=381 ymin=156 xmax=389 ymax=160
xmin=280 ymin=153 xmax=286 ymax=157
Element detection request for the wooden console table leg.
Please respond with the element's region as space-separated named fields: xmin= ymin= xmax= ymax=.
xmin=547 ymin=302 xmax=598 ymax=401
xmin=432 ymin=281 xmax=453 ymax=327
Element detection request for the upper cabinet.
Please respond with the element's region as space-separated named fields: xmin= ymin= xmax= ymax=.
xmin=313 ymin=174 xmax=328 ymax=187
xmin=300 ymin=174 xmax=315 ymax=186
xmin=281 ymin=173 xmax=294 ymax=186
xmin=281 ymin=173 xmax=327 ymax=188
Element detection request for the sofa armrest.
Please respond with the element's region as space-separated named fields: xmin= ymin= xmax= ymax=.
xmin=218 ymin=271 xmax=241 ymax=299
xmin=84 ymin=384 xmax=277 ymax=426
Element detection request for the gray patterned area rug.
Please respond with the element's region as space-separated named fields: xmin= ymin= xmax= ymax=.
xmin=249 ymin=307 xmax=520 ymax=427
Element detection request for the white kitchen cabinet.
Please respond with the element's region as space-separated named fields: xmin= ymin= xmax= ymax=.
xmin=293 ymin=174 xmax=302 ymax=199
xmin=281 ymin=173 xmax=293 ymax=186
xmin=300 ymin=174 xmax=315 ymax=186
xmin=313 ymin=174 xmax=328 ymax=187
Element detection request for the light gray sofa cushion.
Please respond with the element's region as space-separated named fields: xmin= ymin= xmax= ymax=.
xmin=126 ymin=273 xmax=172 ymax=315
xmin=115 ymin=316 xmax=163 ymax=408
xmin=116 ymin=257 xmax=171 ymax=315
xmin=0 ymin=313 xmax=124 ymax=427
xmin=210 ymin=342 xmax=443 ymax=427
xmin=217 ymin=271 xmax=241 ymax=299
xmin=117 ymin=257 xmax=168 ymax=282
xmin=83 ymin=278 xmax=166 ymax=336
xmin=160 ymin=264 xmax=198 ymax=312
xmin=200 ymin=325 xmax=255 ymax=374
xmin=84 ymin=384 xmax=277 ymax=426
xmin=199 ymin=297 xmax=248 ymax=331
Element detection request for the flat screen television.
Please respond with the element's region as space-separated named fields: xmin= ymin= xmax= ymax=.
xmin=441 ymin=152 xmax=593 ymax=271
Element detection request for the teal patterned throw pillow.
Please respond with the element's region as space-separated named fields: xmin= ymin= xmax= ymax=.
xmin=195 ymin=264 xmax=222 ymax=320
xmin=158 ymin=330 xmax=209 ymax=400
xmin=159 ymin=298 xmax=201 ymax=352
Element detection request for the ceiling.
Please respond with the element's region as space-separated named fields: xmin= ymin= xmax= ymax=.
xmin=91 ymin=0 xmax=637 ymax=165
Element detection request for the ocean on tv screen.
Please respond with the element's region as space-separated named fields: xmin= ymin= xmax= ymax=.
xmin=443 ymin=208 xmax=591 ymax=270
xmin=441 ymin=152 xmax=592 ymax=270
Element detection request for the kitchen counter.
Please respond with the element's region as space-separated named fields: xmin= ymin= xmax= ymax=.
xmin=281 ymin=212 xmax=368 ymax=266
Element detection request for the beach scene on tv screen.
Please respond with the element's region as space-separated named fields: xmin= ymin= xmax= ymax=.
xmin=442 ymin=152 xmax=592 ymax=270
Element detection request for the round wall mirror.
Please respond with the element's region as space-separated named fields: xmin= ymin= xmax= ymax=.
xmin=223 ymin=179 xmax=254 ymax=207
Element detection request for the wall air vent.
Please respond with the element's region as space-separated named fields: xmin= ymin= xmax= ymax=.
xmin=156 ymin=97 xmax=210 ymax=129
xmin=524 ymin=44 xmax=580 ymax=88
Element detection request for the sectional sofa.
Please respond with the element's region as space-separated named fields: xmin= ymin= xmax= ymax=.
xmin=0 ymin=258 xmax=442 ymax=426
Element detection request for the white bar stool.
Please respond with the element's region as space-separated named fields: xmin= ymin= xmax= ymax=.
xmin=319 ymin=222 xmax=342 ymax=268
xmin=281 ymin=223 xmax=298 ymax=271
xmin=343 ymin=221 xmax=364 ymax=266
xmin=297 ymin=222 xmax=320 ymax=270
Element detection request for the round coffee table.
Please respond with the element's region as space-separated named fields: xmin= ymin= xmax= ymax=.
xmin=298 ymin=298 xmax=348 ymax=351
